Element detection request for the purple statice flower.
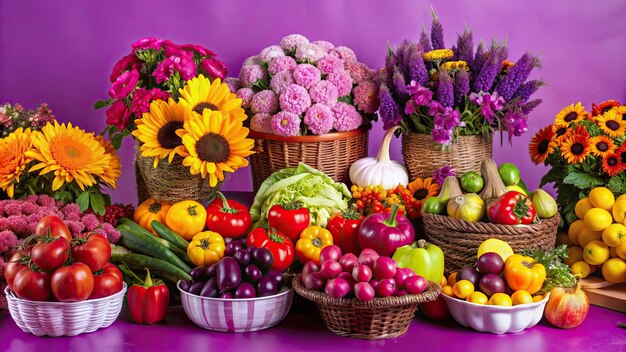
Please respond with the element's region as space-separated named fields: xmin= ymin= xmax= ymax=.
xmin=330 ymin=46 xmax=357 ymax=63
xmin=353 ymin=81 xmax=380 ymax=114
xmin=312 ymin=40 xmax=334 ymax=51
xmin=317 ymin=55 xmax=345 ymax=75
xmin=473 ymin=46 xmax=503 ymax=93
xmin=251 ymin=90 xmax=280 ymax=114
xmin=304 ymin=104 xmax=335 ymax=135
xmin=295 ymin=43 xmax=325 ymax=63
xmin=309 ymin=80 xmax=339 ymax=106
xmin=0 ymin=230 xmax=18 ymax=253
xmin=405 ymin=81 xmax=433 ymax=114
xmin=271 ymin=112 xmax=301 ymax=136
xmin=378 ymin=84 xmax=403 ymax=130
xmin=456 ymin=28 xmax=474 ymax=65
xmin=236 ymin=88 xmax=255 ymax=109
xmin=239 ymin=64 xmax=268 ymax=87
xmin=506 ymin=111 xmax=528 ymax=137
xmin=250 ymin=113 xmax=274 ymax=133
xmin=293 ymin=64 xmax=322 ymax=89
xmin=494 ymin=53 xmax=539 ymax=101
xmin=513 ymin=80 xmax=542 ymax=102
xmin=392 ymin=67 xmax=409 ymax=101
xmin=432 ymin=165 xmax=456 ymax=184
xmin=470 ymin=92 xmax=505 ymax=123
xmin=279 ymin=84 xmax=312 ymax=115
xmin=437 ymin=70 xmax=454 ymax=108
xmin=470 ymin=42 xmax=487 ymax=80
xmin=431 ymin=16 xmax=445 ymax=50
xmin=454 ymin=69 xmax=470 ymax=105
xmin=432 ymin=126 xmax=453 ymax=145
xmin=408 ymin=46 xmax=429 ymax=86
xmin=224 ymin=77 xmax=241 ymax=93
xmin=81 ymin=213 xmax=100 ymax=232
xmin=279 ymin=34 xmax=309 ymax=53
xmin=521 ymin=99 xmax=543 ymax=114
xmin=259 ymin=45 xmax=286 ymax=63
xmin=270 ymin=71 xmax=295 ymax=95
xmin=333 ymin=103 xmax=363 ymax=132
xmin=327 ymin=70 xmax=354 ymax=97
xmin=419 ymin=26 xmax=432 ymax=52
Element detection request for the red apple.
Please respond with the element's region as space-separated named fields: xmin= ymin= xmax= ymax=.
xmin=544 ymin=283 xmax=589 ymax=329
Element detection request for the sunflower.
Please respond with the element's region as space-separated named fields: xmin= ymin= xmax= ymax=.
xmin=178 ymin=74 xmax=247 ymax=123
xmin=440 ymin=60 xmax=468 ymax=71
xmin=616 ymin=144 xmax=626 ymax=169
xmin=552 ymin=124 xmax=572 ymax=146
xmin=612 ymin=105 xmax=626 ymax=121
xmin=177 ymin=109 xmax=254 ymax=187
xmin=554 ymin=102 xmax=588 ymax=126
xmin=589 ymin=135 xmax=617 ymax=158
xmin=0 ymin=128 xmax=35 ymax=197
xmin=26 ymin=122 xmax=110 ymax=191
xmin=596 ymin=109 xmax=626 ymax=138
xmin=529 ymin=126 xmax=557 ymax=164
xmin=592 ymin=100 xmax=621 ymax=117
xmin=602 ymin=153 xmax=623 ymax=177
xmin=423 ymin=49 xmax=454 ymax=61
xmin=560 ymin=134 xmax=591 ymax=164
xmin=132 ymin=98 xmax=190 ymax=168
xmin=408 ymin=177 xmax=440 ymax=204
xmin=95 ymin=135 xmax=121 ymax=189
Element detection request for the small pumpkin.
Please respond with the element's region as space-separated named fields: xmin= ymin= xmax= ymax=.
xmin=133 ymin=198 xmax=172 ymax=234
xmin=349 ymin=126 xmax=408 ymax=189
xmin=447 ymin=193 xmax=485 ymax=222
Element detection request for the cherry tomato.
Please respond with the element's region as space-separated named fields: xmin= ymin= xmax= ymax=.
xmin=35 ymin=215 xmax=72 ymax=241
xmin=12 ymin=267 xmax=52 ymax=301
xmin=4 ymin=251 xmax=29 ymax=289
xmin=89 ymin=263 xmax=123 ymax=299
xmin=31 ymin=236 xmax=70 ymax=271
xmin=71 ymin=233 xmax=111 ymax=272
xmin=51 ymin=262 xmax=94 ymax=302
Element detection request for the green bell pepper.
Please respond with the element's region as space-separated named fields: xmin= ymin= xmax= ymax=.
xmin=392 ymin=239 xmax=444 ymax=283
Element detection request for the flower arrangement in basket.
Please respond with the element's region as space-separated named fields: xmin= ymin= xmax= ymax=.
xmin=530 ymin=100 xmax=626 ymax=225
xmin=96 ymin=37 xmax=253 ymax=203
xmin=379 ymin=9 xmax=543 ymax=178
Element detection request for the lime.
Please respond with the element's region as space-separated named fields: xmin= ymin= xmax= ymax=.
xmin=460 ymin=171 xmax=484 ymax=193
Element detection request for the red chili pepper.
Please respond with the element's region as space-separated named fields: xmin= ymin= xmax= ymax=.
xmin=205 ymin=192 xmax=252 ymax=239
xmin=127 ymin=269 xmax=169 ymax=325
xmin=489 ymin=191 xmax=537 ymax=225
xmin=246 ymin=228 xmax=295 ymax=272
xmin=327 ymin=204 xmax=364 ymax=255
xmin=267 ymin=202 xmax=310 ymax=242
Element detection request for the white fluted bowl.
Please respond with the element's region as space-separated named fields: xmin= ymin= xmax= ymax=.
xmin=442 ymin=293 xmax=549 ymax=334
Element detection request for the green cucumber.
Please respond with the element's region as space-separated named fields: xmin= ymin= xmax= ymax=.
xmin=118 ymin=224 xmax=191 ymax=273
xmin=151 ymin=220 xmax=189 ymax=251
xmin=110 ymin=244 xmax=133 ymax=264
xmin=154 ymin=237 xmax=193 ymax=267
xmin=117 ymin=218 xmax=192 ymax=266
xmin=120 ymin=253 xmax=192 ymax=282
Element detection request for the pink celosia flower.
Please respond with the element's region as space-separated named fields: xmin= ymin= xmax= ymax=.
xmin=295 ymin=43 xmax=325 ymax=63
xmin=6 ymin=216 xmax=28 ymax=234
xmin=81 ymin=214 xmax=100 ymax=232
xmin=239 ymin=64 xmax=268 ymax=87
xmin=279 ymin=84 xmax=312 ymax=115
xmin=316 ymin=55 xmax=345 ymax=75
xmin=0 ymin=230 xmax=18 ymax=253
xmin=332 ymin=102 xmax=363 ymax=132
xmin=353 ymin=81 xmax=380 ymax=114
xmin=224 ymin=78 xmax=241 ymax=93
xmin=250 ymin=113 xmax=273 ymax=133
xmin=309 ymin=80 xmax=339 ymax=106
xmin=259 ymin=45 xmax=286 ymax=62
xmin=268 ymin=56 xmax=297 ymax=75
xmin=279 ymin=34 xmax=309 ymax=52
xmin=330 ymin=46 xmax=357 ymax=63
xmin=251 ymin=90 xmax=279 ymax=114
xmin=36 ymin=195 xmax=56 ymax=207
xmin=108 ymin=70 xmax=139 ymax=99
xmin=304 ymin=104 xmax=334 ymax=135
xmin=270 ymin=71 xmax=295 ymax=95
xmin=312 ymin=40 xmax=335 ymax=51
xmin=4 ymin=203 xmax=22 ymax=216
xmin=131 ymin=37 xmax=162 ymax=50
xmin=271 ymin=112 xmax=301 ymax=136
xmin=327 ymin=71 xmax=354 ymax=96
xmin=293 ymin=64 xmax=321 ymax=89
xmin=66 ymin=221 xmax=85 ymax=237
xmin=106 ymin=100 xmax=132 ymax=130
xmin=110 ymin=53 xmax=141 ymax=83
xmin=236 ymin=88 xmax=255 ymax=109
xmin=131 ymin=88 xmax=170 ymax=117
xmin=201 ymin=57 xmax=227 ymax=80
xmin=19 ymin=202 xmax=38 ymax=216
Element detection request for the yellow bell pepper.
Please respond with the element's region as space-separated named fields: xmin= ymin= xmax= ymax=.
xmin=187 ymin=231 xmax=225 ymax=267
xmin=504 ymin=254 xmax=546 ymax=294
xmin=295 ymin=226 xmax=333 ymax=264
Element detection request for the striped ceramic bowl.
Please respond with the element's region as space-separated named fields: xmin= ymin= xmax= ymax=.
xmin=178 ymin=281 xmax=294 ymax=332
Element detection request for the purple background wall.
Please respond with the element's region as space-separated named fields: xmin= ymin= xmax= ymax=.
xmin=1 ymin=0 xmax=625 ymax=205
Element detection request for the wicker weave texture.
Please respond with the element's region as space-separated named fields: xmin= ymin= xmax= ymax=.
xmin=423 ymin=213 xmax=560 ymax=273
xmin=249 ymin=129 xmax=369 ymax=193
xmin=293 ymin=274 xmax=440 ymax=340
xmin=401 ymin=133 xmax=493 ymax=180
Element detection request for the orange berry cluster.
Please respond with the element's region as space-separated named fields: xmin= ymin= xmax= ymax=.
xmin=351 ymin=185 xmax=420 ymax=219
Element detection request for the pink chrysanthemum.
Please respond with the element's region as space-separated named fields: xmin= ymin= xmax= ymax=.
xmin=259 ymin=45 xmax=286 ymax=62
xmin=250 ymin=113 xmax=274 ymax=133
xmin=239 ymin=64 xmax=268 ymax=87
xmin=317 ymin=55 xmax=345 ymax=75
xmin=236 ymin=88 xmax=255 ymax=109
xmin=268 ymin=56 xmax=297 ymax=75
xmin=279 ymin=34 xmax=309 ymax=52
xmin=293 ymin=64 xmax=322 ymax=89
xmin=243 ymin=56 xmax=261 ymax=66
xmin=327 ymin=71 xmax=354 ymax=97
xmin=309 ymin=80 xmax=339 ymax=106
xmin=295 ymin=43 xmax=326 ymax=63
xmin=304 ymin=104 xmax=335 ymax=135
xmin=345 ymin=61 xmax=371 ymax=84
xmin=332 ymin=102 xmax=363 ymax=132
xmin=224 ymin=78 xmax=241 ymax=93
xmin=271 ymin=112 xmax=301 ymax=136
xmin=353 ymin=81 xmax=380 ymax=114
xmin=81 ymin=214 xmax=100 ymax=232
xmin=0 ymin=230 xmax=18 ymax=253
xmin=251 ymin=90 xmax=279 ymax=114
xmin=330 ymin=46 xmax=357 ymax=63
xmin=279 ymin=84 xmax=312 ymax=115
xmin=312 ymin=40 xmax=335 ymax=51
xmin=270 ymin=71 xmax=295 ymax=95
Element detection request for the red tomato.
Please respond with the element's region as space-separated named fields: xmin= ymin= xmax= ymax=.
xmin=31 ymin=236 xmax=70 ymax=271
xmin=35 ymin=215 xmax=72 ymax=241
xmin=90 ymin=263 xmax=123 ymax=299
xmin=4 ymin=251 xmax=29 ymax=289
xmin=71 ymin=233 xmax=111 ymax=272
xmin=51 ymin=262 xmax=94 ymax=302
xmin=12 ymin=267 xmax=52 ymax=301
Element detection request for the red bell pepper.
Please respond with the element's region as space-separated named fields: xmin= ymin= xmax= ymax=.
xmin=267 ymin=203 xmax=310 ymax=242
xmin=246 ymin=228 xmax=295 ymax=273
xmin=127 ymin=269 xmax=169 ymax=325
xmin=205 ymin=192 xmax=252 ymax=239
xmin=327 ymin=204 xmax=364 ymax=255
xmin=489 ymin=191 xmax=536 ymax=225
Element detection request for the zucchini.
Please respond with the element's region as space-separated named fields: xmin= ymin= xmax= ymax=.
xmin=110 ymin=244 xmax=133 ymax=264
xmin=154 ymin=237 xmax=193 ymax=266
xmin=119 ymin=218 xmax=191 ymax=264
xmin=151 ymin=220 xmax=189 ymax=251
xmin=121 ymin=253 xmax=192 ymax=282
xmin=118 ymin=224 xmax=192 ymax=273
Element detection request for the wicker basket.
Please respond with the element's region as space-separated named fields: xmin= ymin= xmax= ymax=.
xmin=292 ymin=274 xmax=440 ymax=340
xmin=5 ymin=283 xmax=127 ymax=337
xmin=249 ymin=128 xmax=369 ymax=193
xmin=422 ymin=213 xmax=560 ymax=273
xmin=401 ymin=132 xmax=493 ymax=180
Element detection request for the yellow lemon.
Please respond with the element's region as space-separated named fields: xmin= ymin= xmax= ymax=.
xmin=583 ymin=240 xmax=610 ymax=265
xmin=570 ymin=260 xmax=591 ymax=279
xmin=488 ymin=293 xmax=513 ymax=307
xmin=564 ymin=246 xmax=584 ymax=266
xmin=588 ymin=187 xmax=615 ymax=211
xmin=568 ymin=220 xmax=585 ymax=245
xmin=532 ymin=294 xmax=544 ymax=302
xmin=616 ymin=241 xmax=626 ymax=260
xmin=583 ymin=208 xmax=613 ymax=231
xmin=447 ymin=272 xmax=458 ymax=287
xmin=612 ymin=200 xmax=626 ymax=223
xmin=466 ymin=291 xmax=488 ymax=305
xmin=602 ymin=258 xmax=626 ymax=283
xmin=511 ymin=290 xmax=533 ymax=305
xmin=577 ymin=226 xmax=603 ymax=248
xmin=617 ymin=194 xmax=626 ymax=203
xmin=602 ymin=223 xmax=626 ymax=247
xmin=442 ymin=285 xmax=454 ymax=297
xmin=452 ymin=280 xmax=474 ymax=299
xmin=477 ymin=238 xmax=514 ymax=262
xmin=575 ymin=198 xmax=594 ymax=219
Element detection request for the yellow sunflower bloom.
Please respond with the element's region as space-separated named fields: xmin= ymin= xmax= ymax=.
xmin=0 ymin=128 xmax=35 ymax=197
xmin=95 ymin=135 xmax=121 ymax=189
xmin=132 ymin=98 xmax=191 ymax=168
xmin=408 ymin=177 xmax=440 ymax=204
xmin=529 ymin=126 xmax=557 ymax=164
xmin=440 ymin=60 xmax=468 ymax=71
xmin=591 ymin=100 xmax=621 ymax=117
xmin=176 ymin=110 xmax=254 ymax=187
xmin=554 ymin=102 xmax=588 ymax=126
xmin=178 ymin=74 xmax=247 ymax=123
xmin=589 ymin=135 xmax=617 ymax=158
xmin=560 ymin=134 xmax=591 ymax=164
xmin=26 ymin=121 xmax=111 ymax=191
xmin=423 ymin=49 xmax=454 ymax=61
xmin=596 ymin=109 xmax=626 ymax=138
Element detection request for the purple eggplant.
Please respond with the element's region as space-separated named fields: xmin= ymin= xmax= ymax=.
xmin=200 ymin=277 xmax=219 ymax=297
xmin=190 ymin=266 xmax=208 ymax=281
xmin=234 ymin=249 xmax=251 ymax=267
xmin=234 ymin=282 xmax=257 ymax=298
xmin=265 ymin=270 xmax=284 ymax=290
xmin=216 ymin=257 xmax=241 ymax=292
xmin=253 ymin=247 xmax=274 ymax=272
xmin=257 ymin=276 xmax=278 ymax=297
xmin=225 ymin=241 xmax=243 ymax=257
xmin=179 ymin=280 xmax=192 ymax=292
xmin=189 ymin=281 xmax=204 ymax=295
xmin=205 ymin=263 xmax=217 ymax=278
xmin=244 ymin=264 xmax=262 ymax=283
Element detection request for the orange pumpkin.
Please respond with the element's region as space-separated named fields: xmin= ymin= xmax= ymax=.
xmin=133 ymin=198 xmax=172 ymax=235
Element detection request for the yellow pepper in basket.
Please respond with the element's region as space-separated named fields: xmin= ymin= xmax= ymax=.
xmin=187 ymin=231 xmax=225 ymax=267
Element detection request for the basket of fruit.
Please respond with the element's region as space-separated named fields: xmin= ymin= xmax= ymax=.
xmin=422 ymin=159 xmax=560 ymax=273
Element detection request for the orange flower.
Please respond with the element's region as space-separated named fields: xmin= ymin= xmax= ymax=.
xmin=560 ymin=134 xmax=591 ymax=164
xmin=592 ymin=100 xmax=621 ymax=117
xmin=589 ymin=135 xmax=617 ymax=158
xmin=529 ymin=126 xmax=556 ymax=164
xmin=602 ymin=153 xmax=623 ymax=177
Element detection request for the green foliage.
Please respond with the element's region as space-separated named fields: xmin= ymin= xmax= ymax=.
xmin=522 ymin=244 xmax=577 ymax=294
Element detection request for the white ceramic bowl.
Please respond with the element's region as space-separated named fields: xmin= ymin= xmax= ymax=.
xmin=442 ymin=293 xmax=549 ymax=334
xmin=178 ymin=281 xmax=294 ymax=332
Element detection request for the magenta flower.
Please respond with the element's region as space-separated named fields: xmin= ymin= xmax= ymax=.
xmin=6 ymin=216 xmax=28 ymax=234
xmin=250 ymin=113 xmax=274 ymax=133
xmin=353 ymin=81 xmax=380 ymax=114
xmin=432 ymin=165 xmax=456 ymax=184
xmin=131 ymin=88 xmax=170 ymax=117
xmin=0 ymin=230 xmax=18 ymax=253
xmin=161 ymin=40 xmax=181 ymax=57
xmin=316 ymin=55 xmax=345 ymax=75
xmin=270 ymin=71 xmax=295 ymax=95
xmin=106 ymin=100 xmax=131 ymax=130
xmin=239 ymin=64 xmax=268 ymax=87
xmin=345 ymin=61 xmax=370 ymax=83
xmin=180 ymin=43 xmax=216 ymax=57
xmin=470 ymin=92 xmax=505 ymax=123
xmin=81 ymin=214 xmax=100 ymax=232
xmin=251 ymin=90 xmax=279 ymax=114
xmin=304 ymin=104 xmax=334 ymax=135
xmin=312 ymin=40 xmax=335 ymax=51
xmin=236 ymin=88 xmax=255 ymax=109
xmin=259 ymin=45 xmax=285 ymax=62
xmin=201 ymin=57 xmax=227 ymax=80
xmin=279 ymin=34 xmax=309 ymax=52
xmin=61 ymin=203 xmax=81 ymax=217
xmin=36 ymin=195 xmax=55 ymax=207
xmin=330 ymin=46 xmax=357 ymax=63
xmin=268 ymin=56 xmax=297 ymax=75
xmin=327 ymin=71 xmax=353 ymax=96
xmin=309 ymin=80 xmax=339 ymax=106
xmin=431 ymin=127 xmax=453 ymax=145
xmin=271 ymin=112 xmax=301 ymax=136
xmin=279 ymin=84 xmax=312 ymax=115
xmin=108 ymin=70 xmax=139 ymax=99
xmin=224 ymin=78 xmax=241 ymax=93
xmin=293 ymin=64 xmax=322 ymax=89
xmin=153 ymin=51 xmax=197 ymax=83
xmin=131 ymin=37 xmax=162 ymax=50
xmin=109 ymin=53 xmax=141 ymax=83
xmin=66 ymin=220 xmax=85 ymax=237
xmin=405 ymin=81 xmax=433 ymax=114
xmin=332 ymin=103 xmax=363 ymax=132
xmin=506 ymin=111 xmax=528 ymax=137
xmin=19 ymin=202 xmax=37 ymax=215
xmin=295 ymin=43 xmax=325 ymax=63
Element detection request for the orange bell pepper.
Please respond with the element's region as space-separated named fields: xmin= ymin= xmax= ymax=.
xmin=295 ymin=226 xmax=333 ymax=264
xmin=504 ymin=254 xmax=546 ymax=294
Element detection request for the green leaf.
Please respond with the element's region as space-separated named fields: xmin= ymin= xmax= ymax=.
xmin=90 ymin=193 xmax=106 ymax=216
xmin=563 ymin=171 xmax=603 ymax=189
xmin=53 ymin=191 xmax=73 ymax=204
xmin=539 ymin=167 xmax=564 ymax=187
xmin=337 ymin=95 xmax=353 ymax=104
xmin=93 ymin=99 xmax=114 ymax=109
xmin=102 ymin=193 xmax=111 ymax=206
xmin=76 ymin=192 xmax=90 ymax=212
xmin=111 ymin=133 xmax=124 ymax=150
xmin=608 ymin=175 xmax=626 ymax=195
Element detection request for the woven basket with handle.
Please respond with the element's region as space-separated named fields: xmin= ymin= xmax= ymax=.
xmin=293 ymin=274 xmax=440 ymax=340
xmin=401 ymin=132 xmax=493 ymax=180
xmin=249 ymin=128 xmax=369 ymax=193
xmin=422 ymin=213 xmax=560 ymax=273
